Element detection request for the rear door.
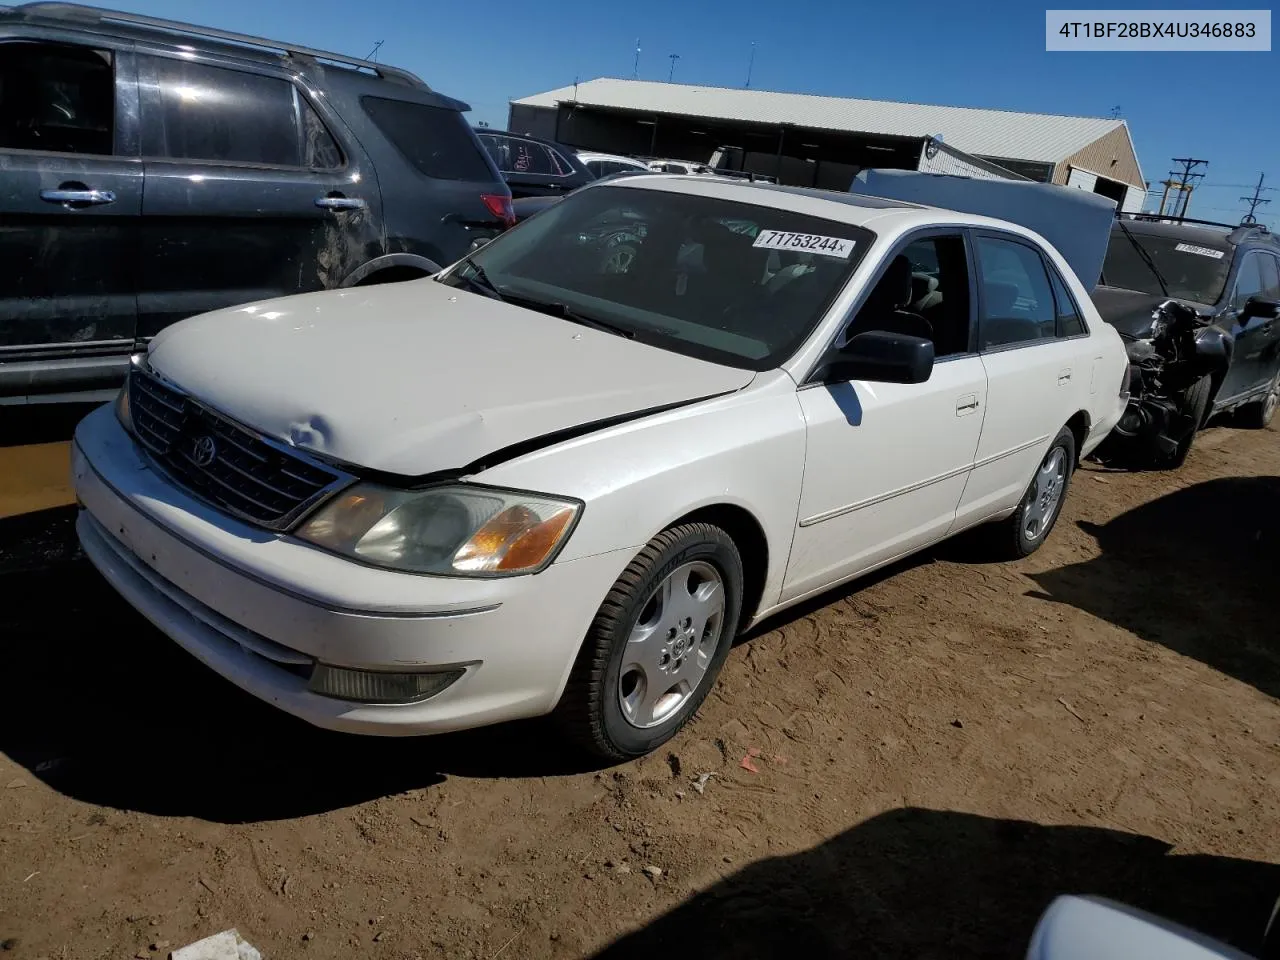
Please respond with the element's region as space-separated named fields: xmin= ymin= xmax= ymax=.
xmin=135 ymin=51 xmax=381 ymax=339
xmin=0 ymin=36 xmax=141 ymax=399
xmin=958 ymin=232 xmax=1093 ymax=524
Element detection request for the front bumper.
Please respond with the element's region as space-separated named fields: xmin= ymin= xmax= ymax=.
xmin=71 ymin=405 xmax=633 ymax=736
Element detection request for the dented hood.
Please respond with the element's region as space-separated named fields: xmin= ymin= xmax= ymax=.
xmin=1090 ymin=285 xmax=1215 ymax=339
xmin=146 ymin=279 xmax=754 ymax=476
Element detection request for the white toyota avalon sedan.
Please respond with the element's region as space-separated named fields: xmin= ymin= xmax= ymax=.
xmin=72 ymin=175 xmax=1129 ymax=760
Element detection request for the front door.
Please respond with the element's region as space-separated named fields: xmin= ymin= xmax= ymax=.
xmin=783 ymin=232 xmax=985 ymax=602
xmin=0 ymin=38 xmax=141 ymax=398
xmin=134 ymin=52 xmax=382 ymax=339
xmin=1219 ymin=252 xmax=1278 ymax=400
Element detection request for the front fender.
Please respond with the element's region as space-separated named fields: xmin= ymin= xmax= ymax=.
xmin=1193 ymin=326 xmax=1233 ymax=370
xmin=471 ymin=372 xmax=807 ymax=618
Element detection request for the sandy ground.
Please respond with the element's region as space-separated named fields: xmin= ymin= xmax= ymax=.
xmin=0 ymin=404 xmax=1277 ymax=960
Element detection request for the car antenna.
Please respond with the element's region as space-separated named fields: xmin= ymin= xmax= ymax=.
xmin=1115 ymin=217 xmax=1169 ymax=298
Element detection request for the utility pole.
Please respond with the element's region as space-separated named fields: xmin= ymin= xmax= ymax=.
xmin=1170 ymin=157 xmax=1208 ymax=219
xmin=1240 ymin=172 xmax=1270 ymax=224
xmin=745 ymin=41 xmax=756 ymax=88
xmin=667 ymin=53 xmax=680 ymax=82
xmin=632 ymin=39 xmax=640 ymax=79
xmin=365 ymin=40 xmax=384 ymax=62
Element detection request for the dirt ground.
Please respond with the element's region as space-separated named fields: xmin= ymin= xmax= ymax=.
xmin=1 ymin=404 xmax=1277 ymax=960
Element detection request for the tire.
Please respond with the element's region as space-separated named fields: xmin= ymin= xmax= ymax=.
xmin=987 ymin=426 xmax=1076 ymax=560
xmin=557 ymin=523 xmax=744 ymax=762
xmin=1157 ymin=373 xmax=1213 ymax=468
xmin=1239 ymin=368 xmax=1280 ymax=430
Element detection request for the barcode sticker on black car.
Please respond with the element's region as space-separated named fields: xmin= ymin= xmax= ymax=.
xmin=753 ymin=230 xmax=855 ymax=258
xmin=1175 ymin=242 xmax=1225 ymax=259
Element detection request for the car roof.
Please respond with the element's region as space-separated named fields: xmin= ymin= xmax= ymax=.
xmin=1113 ymin=218 xmax=1279 ymax=251
xmin=5 ymin=2 xmax=436 ymax=94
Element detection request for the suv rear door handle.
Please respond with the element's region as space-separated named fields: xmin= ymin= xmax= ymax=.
xmin=315 ymin=194 xmax=366 ymax=210
xmin=40 ymin=188 xmax=116 ymax=205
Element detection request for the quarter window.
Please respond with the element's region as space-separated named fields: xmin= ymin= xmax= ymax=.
xmin=1048 ymin=267 xmax=1087 ymax=337
xmin=0 ymin=41 xmax=114 ymax=156
xmin=364 ymin=97 xmax=494 ymax=181
xmin=975 ymin=235 xmax=1057 ymax=350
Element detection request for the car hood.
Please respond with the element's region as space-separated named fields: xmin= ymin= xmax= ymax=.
xmin=1089 ymin=285 xmax=1214 ymax=339
xmin=145 ymin=279 xmax=755 ymax=477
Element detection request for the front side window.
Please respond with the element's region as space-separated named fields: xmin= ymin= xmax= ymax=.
xmin=1256 ymin=253 xmax=1280 ymax=302
xmin=0 ymin=41 xmax=114 ymax=156
xmin=975 ymin=235 xmax=1057 ymax=350
xmin=846 ymin=235 xmax=971 ymax=358
xmin=1101 ymin=228 xmax=1231 ymax=305
xmin=1232 ymin=253 xmax=1265 ymax=311
xmin=143 ymin=57 xmax=305 ymax=166
xmin=436 ymin=184 xmax=873 ymax=370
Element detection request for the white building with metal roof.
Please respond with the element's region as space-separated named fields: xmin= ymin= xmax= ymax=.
xmin=509 ymin=78 xmax=1146 ymax=212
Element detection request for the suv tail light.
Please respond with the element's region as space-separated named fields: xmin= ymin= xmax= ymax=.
xmin=481 ymin=193 xmax=515 ymax=228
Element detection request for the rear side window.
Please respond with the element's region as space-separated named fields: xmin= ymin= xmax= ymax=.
xmin=362 ymin=97 xmax=493 ymax=181
xmin=0 ymin=41 xmax=114 ymax=156
xmin=975 ymin=235 xmax=1057 ymax=350
xmin=142 ymin=57 xmax=301 ymax=166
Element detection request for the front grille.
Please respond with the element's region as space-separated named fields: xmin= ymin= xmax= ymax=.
xmin=128 ymin=367 xmax=351 ymax=530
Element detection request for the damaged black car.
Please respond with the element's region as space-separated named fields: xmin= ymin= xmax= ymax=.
xmin=1091 ymin=216 xmax=1280 ymax=468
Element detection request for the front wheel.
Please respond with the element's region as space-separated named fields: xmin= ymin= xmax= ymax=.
xmin=987 ymin=426 xmax=1076 ymax=560
xmin=557 ymin=523 xmax=743 ymax=762
xmin=1239 ymin=369 xmax=1280 ymax=429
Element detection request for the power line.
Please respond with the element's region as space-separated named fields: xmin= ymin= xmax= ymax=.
xmin=1240 ymin=173 xmax=1271 ymax=224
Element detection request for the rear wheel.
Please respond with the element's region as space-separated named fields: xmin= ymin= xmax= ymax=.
xmin=987 ymin=426 xmax=1075 ymax=560
xmin=1239 ymin=368 xmax=1280 ymax=429
xmin=557 ymin=523 xmax=743 ymax=762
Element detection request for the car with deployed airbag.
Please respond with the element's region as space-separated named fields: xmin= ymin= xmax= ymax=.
xmin=71 ymin=175 xmax=1128 ymax=760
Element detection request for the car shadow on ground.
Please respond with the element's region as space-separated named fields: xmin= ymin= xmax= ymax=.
xmin=593 ymin=807 xmax=1280 ymax=959
xmin=1025 ymin=476 xmax=1280 ymax=700
xmin=0 ymin=506 xmax=595 ymax=823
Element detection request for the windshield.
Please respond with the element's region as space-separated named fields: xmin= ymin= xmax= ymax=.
xmin=436 ymin=185 xmax=873 ymax=369
xmin=1101 ymin=229 xmax=1232 ymax=304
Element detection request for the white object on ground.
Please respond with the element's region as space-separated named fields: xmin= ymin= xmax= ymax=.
xmin=169 ymin=929 xmax=262 ymax=960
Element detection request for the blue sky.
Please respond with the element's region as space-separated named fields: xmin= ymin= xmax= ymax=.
xmin=123 ymin=0 xmax=1276 ymax=227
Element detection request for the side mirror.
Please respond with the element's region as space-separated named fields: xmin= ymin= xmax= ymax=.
xmin=1240 ymin=296 xmax=1280 ymax=321
xmin=821 ymin=330 xmax=935 ymax=384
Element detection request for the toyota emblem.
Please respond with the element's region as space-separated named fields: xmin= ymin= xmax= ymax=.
xmin=191 ymin=435 xmax=217 ymax=467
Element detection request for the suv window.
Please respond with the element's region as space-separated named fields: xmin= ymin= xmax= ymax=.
xmin=849 ymin=235 xmax=971 ymax=357
xmin=0 ymin=41 xmax=114 ymax=155
xmin=1258 ymin=253 xmax=1280 ymax=301
xmin=1048 ymin=267 xmax=1087 ymax=337
xmin=975 ymin=235 xmax=1056 ymax=350
xmin=480 ymin=134 xmax=570 ymax=177
xmin=362 ymin=97 xmax=494 ymax=181
xmin=1232 ymin=253 xmax=1266 ymax=311
xmin=143 ymin=57 xmax=306 ymax=167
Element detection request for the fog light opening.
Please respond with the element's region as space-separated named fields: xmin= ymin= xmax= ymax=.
xmin=308 ymin=664 xmax=465 ymax=704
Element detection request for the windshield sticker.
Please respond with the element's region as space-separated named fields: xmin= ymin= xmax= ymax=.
xmin=753 ymin=230 xmax=855 ymax=258
xmin=1174 ymin=242 xmax=1225 ymax=260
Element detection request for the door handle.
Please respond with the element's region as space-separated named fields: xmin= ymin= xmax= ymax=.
xmin=314 ymin=194 xmax=366 ymax=210
xmin=40 ymin=188 xmax=116 ymax=205
xmin=956 ymin=394 xmax=980 ymax=416
xmin=1058 ymin=368 xmax=1073 ymax=385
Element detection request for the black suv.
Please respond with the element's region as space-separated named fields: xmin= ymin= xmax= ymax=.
xmin=0 ymin=2 xmax=512 ymax=404
xmin=476 ymin=129 xmax=595 ymax=200
xmin=1092 ymin=216 xmax=1280 ymax=466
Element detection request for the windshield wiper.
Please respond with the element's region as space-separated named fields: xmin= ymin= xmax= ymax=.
xmin=1115 ymin=218 xmax=1169 ymax=297
xmin=501 ymin=292 xmax=636 ymax=339
xmin=450 ymin=260 xmax=506 ymax=302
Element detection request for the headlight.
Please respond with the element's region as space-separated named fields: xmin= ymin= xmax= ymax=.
xmin=295 ymin=483 xmax=580 ymax=576
xmin=114 ymin=382 xmax=133 ymax=433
